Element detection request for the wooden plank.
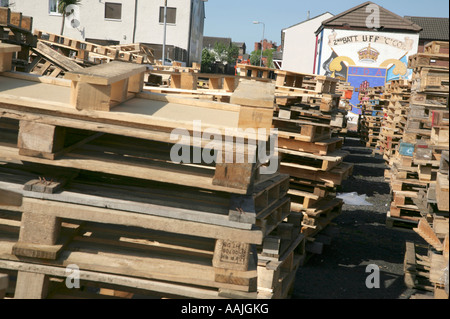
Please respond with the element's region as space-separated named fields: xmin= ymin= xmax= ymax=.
xmin=0 ymin=189 xmax=22 ymax=207
xmin=0 ymin=259 xmax=224 ymax=299
xmin=413 ymin=219 xmax=444 ymax=252
xmin=64 ymin=61 xmax=147 ymax=86
xmin=33 ymin=41 xmax=84 ymax=72
xmin=231 ymin=80 xmax=275 ymax=109
xmin=22 ymin=197 xmax=263 ymax=244
xmin=18 ymin=120 xmax=66 ymax=155
xmin=436 ymin=172 xmax=449 ymax=211
xmin=0 ymin=273 xmax=7 ymax=299
xmin=212 ymin=240 xmax=251 ymax=271
xmin=14 ymin=271 xmax=49 ymax=299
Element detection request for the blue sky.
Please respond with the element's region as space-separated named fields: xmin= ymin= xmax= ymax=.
xmin=203 ymin=0 xmax=449 ymax=52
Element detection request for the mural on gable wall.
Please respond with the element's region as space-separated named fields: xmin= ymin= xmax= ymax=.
xmin=318 ymin=29 xmax=419 ymax=114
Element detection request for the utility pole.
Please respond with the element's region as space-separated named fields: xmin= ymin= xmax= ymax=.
xmin=253 ymin=21 xmax=265 ymax=67
xmin=162 ymin=0 xmax=167 ymax=64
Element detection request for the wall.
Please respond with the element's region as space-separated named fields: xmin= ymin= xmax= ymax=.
xmin=317 ymin=28 xmax=420 ymax=111
xmin=282 ymin=13 xmax=333 ymax=74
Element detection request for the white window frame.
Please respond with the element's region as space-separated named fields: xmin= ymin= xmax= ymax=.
xmin=49 ymin=0 xmax=62 ymax=16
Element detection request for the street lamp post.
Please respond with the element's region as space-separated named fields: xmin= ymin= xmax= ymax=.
xmin=253 ymin=21 xmax=265 ymax=67
xmin=162 ymin=0 xmax=167 ymax=65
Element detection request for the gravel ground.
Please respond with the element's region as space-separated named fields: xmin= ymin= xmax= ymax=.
xmin=291 ymin=137 xmax=428 ymax=299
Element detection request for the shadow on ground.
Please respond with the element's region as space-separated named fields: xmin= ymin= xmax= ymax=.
xmin=292 ymin=137 xmax=427 ymax=299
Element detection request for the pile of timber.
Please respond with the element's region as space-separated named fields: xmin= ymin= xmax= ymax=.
xmin=272 ymin=70 xmax=353 ymax=261
xmin=359 ymin=86 xmax=385 ymax=150
xmin=0 ymin=49 xmax=305 ymax=299
xmin=404 ymin=43 xmax=449 ymax=300
xmin=145 ymin=70 xmax=238 ymax=103
xmin=0 ymin=7 xmax=37 ymax=72
xmin=405 ymin=214 xmax=449 ymax=299
xmin=34 ymin=30 xmax=154 ymax=66
xmin=385 ymin=41 xmax=449 ymax=231
xmin=334 ymin=82 xmax=354 ymax=136
xmin=378 ymin=80 xmax=412 ymax=168
xmin=274 ymin=70 xmax=347 ymax=136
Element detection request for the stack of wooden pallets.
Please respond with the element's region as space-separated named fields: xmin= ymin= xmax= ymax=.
xmin=0 ymin=51 xmax=305 ymax=299
xmin=385 ymin=41 xmax=449 ymax=231
xmin=334 ymin=82 xmax=354 ymax=136
xmin=359 ymin=86 xmax=385 ymax=150
xmin=378 ymin=80 xmax=412 ymax=168
xmin=272 ymin=70 xmax=353 ymax=261
xmin=0 ymin=7 xmax=37 ymax=72
xmin=33 ymin=30 xmax=154 ymax=66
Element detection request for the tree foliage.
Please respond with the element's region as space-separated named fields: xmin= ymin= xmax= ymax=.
xmin=201 ymin=42 xmax=240 ymax=73
xmin=250 ymin=48 xmax=276 ymax=68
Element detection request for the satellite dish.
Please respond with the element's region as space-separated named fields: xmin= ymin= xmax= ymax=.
xmin=65 ymin=4 xmax=81 ymax=29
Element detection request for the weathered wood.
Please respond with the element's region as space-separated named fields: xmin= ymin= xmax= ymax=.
xmin=231 ymin=80 xmax=275 ymax=109
xmin=0 ymin=273 xmax=7 ymax=299
xmin=22 ymin=197 xmax=263 ymax=244
xmin=0 ymin=43 xmax=21 ymax=72
xmin=18 ymin=211 xmax=61 ymax=246
xmin=413 ymin=218 xmax=444 ymax=252
xmin=436 ymin=172 xmax=449 ymax=211
xmin=212 ymin=240 xmax=251 ymax=271
xmin=18 ymin=120 xmax=66 ymax=155
xmin=0 ymin=189 xmax=22 ymax=206
xmin=14 ymin=271 xmax=49 ymax=299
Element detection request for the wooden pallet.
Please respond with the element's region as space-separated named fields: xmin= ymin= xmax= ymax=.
xmin=280 ymin=162 xmax=353 ymax=188
xmin=167 ymin=72 xmax=239 ymax=92
xmin=275 ymin=90 xmax=341 ymax=112
xmin=33 ymin=30 xmax=153 ymax=65
xmin=0 ymin=68 xmax=277 ymax=194
xmin=411 ymin=67 xmax=449 ymax=93
xmin=277 ymin=136 xmax=343 ymax=156
xmin=386 ymin=211 xmax=419 ymax=230
xmin=0 ymin=8 xmax=36 ymax=71
xmin=275 ymin=70 xmax=338 ymax=95
xmin=0 ymin=164 xmax=299 ymax=299
xmin=274 ymin=122 xmax=332 ymax=143
xmin=408 ymin=53 xmax=449 ymax=70
xmin=404 ymin=241 xmax=435 ymax=292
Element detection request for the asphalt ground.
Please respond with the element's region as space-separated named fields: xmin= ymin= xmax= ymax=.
xmin=291 ymin=137 xmax=429 ymax=299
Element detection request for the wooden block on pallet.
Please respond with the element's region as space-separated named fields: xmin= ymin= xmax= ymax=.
xmin=0 ymin=189 xmax=23 ymax=207
xmin=436 ymin=172 xmax=449 ymax=211
xmin=0 ymin=43 xmax=22 ymax=72
xmin=18 ymin=121 xmax=66 ymax=157
xmin=18 ymin=211 xmax=61 ymax=246
xmin=65 ymin=61 xmax=147 ymax=111
xmin=0 ymin=274 xmax=7 ymax=299
xmin=212 ymin=240 xmax=251 ymax=271
xmin=14 ymin=271 xmax=49 ymax=299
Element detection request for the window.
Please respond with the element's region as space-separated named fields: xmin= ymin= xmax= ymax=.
xmin=159 ymin=7 xmax=177 ymax=24
xmin=1 ymin=0 xmax=9 ymax=8
xmin=49 ymin=0 xmax=60 ymax=14
xmin=105 ymin=2 xmax=122 ymax=20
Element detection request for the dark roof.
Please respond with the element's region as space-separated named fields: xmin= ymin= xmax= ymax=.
xmin=232 ymin=42 xmax=246 ymax=48
xmin=320 ymin=1 xmax=422 ymax=32
xmin=404 ymin=16 xmax=449 ymax=41
xmin=203 ymin=36 xmax=232 ymax=49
